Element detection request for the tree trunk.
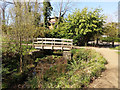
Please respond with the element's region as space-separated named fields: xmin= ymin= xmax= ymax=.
xmin=85 ymin=42 xmax=87 ymax=46
xmin=32 ymin=37 xmax=34 ymax=48
xmin=112 ymin=41 xmax=114 ymax=47
xmin=20 ymin=54 xmax=23 ymax=73
xmin=2 ymin=9 xmax=5 ymax=25
xmin=96 ymin=38 xmax=99 ymax=45
xmin=19 ymin=35 xmax=23 ymax=73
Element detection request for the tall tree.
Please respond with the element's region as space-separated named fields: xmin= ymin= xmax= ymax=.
xmin=0 ymin=0 xmax=13 ymax=34
xmin=50 ymin=8 xmax=106 ymax=45
xmin=33 ymin=1 xmax=41 ymax=26
xmin=7 ymin=1 xmax=43 ymax=72
xmin=104 ymin=22 xmax=118 ymax=47
xmin=0 ymin=0 xmax=13 ymax=25
xmin=43 ymin=0 xmax=53 ymax=28
xmin=0 ymin=8 xmax=1 ymax=25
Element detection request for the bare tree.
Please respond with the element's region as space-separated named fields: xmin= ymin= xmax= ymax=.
xmin=0 ymin=8 xmax=1 ymax=25
xmin=53 ymin=0 xmax=73 ymax=23
xmin=0 ymin=0 xmax=13 ymax=25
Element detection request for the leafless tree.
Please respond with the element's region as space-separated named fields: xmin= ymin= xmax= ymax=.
xmin=0 ymin=8 xmax=1 ymax=25
xmin=53 ymin=0 xmax=73 ymax=23
xmin=0 ymin=0 xmax=13 ymax=25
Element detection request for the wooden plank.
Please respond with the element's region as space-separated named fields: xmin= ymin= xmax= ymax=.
xmin=37 ymin=38 xmax=54 ymax=40
xmin=44 ymin=47 xmax=52 ymax=49
xmin=34 ymin=46 xmax=43 ymax=49
xmin=35 ymin=47 xmax=71 ymax=50
xmin=36 ymin=38 xmax=73 ymax=41
xmin=35 ymin=46 xmax=72 ymax=50
xmin=34 ymin=44 xmax=73 ymax=47
xmin=34 ymin=41 xmax=72 ymax=45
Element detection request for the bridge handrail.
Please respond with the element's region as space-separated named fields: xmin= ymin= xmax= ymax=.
xmin=34 ymin=38 xmax=73 ymax=41
xmin=33 ymin=38 xmax=73 ymax=46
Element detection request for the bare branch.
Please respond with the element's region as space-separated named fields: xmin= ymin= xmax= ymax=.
xmin=54 ymin=0 xmax=72 ymax=23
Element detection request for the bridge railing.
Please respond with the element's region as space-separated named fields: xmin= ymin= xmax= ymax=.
xmin=33 ymin=38 xmax=73 ymax=50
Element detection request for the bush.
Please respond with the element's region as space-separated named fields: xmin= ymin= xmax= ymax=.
xmin=26 ymin=76 xmax=39 ymax=88
xmin=100 ymin=37 xmax=120 ymax=42
xmin=114 ymin=38 xmax=120 ymax=42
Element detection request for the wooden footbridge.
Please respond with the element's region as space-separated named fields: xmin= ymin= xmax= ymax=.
xmin=33 ymin=38 xmax=74 ymax=51
xmin=33 ymin=38 xmax=74 ymax=76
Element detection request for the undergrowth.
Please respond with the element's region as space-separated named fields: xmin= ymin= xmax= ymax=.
xmin=26 ymin=48 xmax=107 ymax=88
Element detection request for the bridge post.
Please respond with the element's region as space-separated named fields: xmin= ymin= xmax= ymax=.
xmin=63 ymin=51 xmax=71 ymax=60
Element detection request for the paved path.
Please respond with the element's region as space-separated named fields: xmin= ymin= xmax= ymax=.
xmin=85 ymin=47 xmax=118 ymax=88
xmin=75 ymin=46 xmax=119 ymax=88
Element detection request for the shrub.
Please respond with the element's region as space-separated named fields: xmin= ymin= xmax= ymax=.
xmin=100 ymin=37 xmax=120 ymax=42
xmin=26 ymin=76 xmax=39 ymax=88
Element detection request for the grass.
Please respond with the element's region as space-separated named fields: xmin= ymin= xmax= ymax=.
xmin=2 ymin=45 xmax=107 ymax=88
xmin=110 ymin=45 xmax=120 ymax=50
xmin=26 ymin=48 xmax=107 ymax=88
xmin=114 ymin=46 xmax=120 ymax=50
xmin=110 ymin=45 xmax=120 ymax=54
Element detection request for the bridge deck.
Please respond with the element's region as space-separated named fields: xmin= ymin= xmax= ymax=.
xmin=34 ymin=45 xmax=73 ymax=50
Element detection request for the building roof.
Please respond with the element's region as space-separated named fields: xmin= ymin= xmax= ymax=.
xmin=49 ymin=17 xmax=58 ymax=20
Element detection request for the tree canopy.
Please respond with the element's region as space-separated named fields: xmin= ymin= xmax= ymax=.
xmin=49 ymin=8 xmax=106 ymax=45
xmin=3 ymin=1 xmax=45 ymax=72
xmin=43 ymin=0 xmax=53 ymax=28
xmin=101 ymin=22 xmax=118 ymax=46
xmin=104 ymin=22 xmax=118 ymax=38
